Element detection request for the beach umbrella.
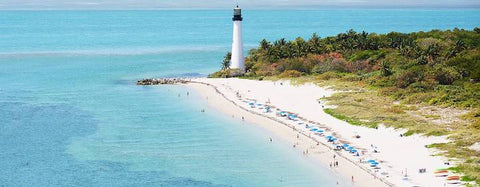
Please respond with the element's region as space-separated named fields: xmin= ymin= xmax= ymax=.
xmin=326 ymin=135 xmax=332 ymax=139
xmin=350 ymin=149 xmax=357 ymax=153
xmin=367 ymin=160 xmax=376 ymax=163
xmin=316 ymin=130 xmax=324 ymax=132
xmin=348 ymin=146 xmax=354 ymax=150
xmin=343 ymin=144 xmax=349 ymax=147
xmin=331 ymin=138 xmax=337 ymax=141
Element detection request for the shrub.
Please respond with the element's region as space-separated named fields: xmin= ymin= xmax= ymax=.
xmin=278 ymin=70 xmax=303 ymax=78
xmin=395 ymin=70 xmax=418 ymax=88
xmin=316 ymin=71 xmax=343 ymax=80
xmin=208 ymin=69 xmax=244 ymax=78
xmin=341 ymin=73 xmax=363 ymax=81
xmin=311 ymin=58 xmax=347 ymax=74
xmin=276 ymin=58 xmax=313 ymax=74
xmin=431 ymin=66 xmax=461 ymax=85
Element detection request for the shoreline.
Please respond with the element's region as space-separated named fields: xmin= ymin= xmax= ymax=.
xmin=186 ymin=80 xmax=390 ymax=187
xmin=181 ymin=77 xmax=459 ymax=187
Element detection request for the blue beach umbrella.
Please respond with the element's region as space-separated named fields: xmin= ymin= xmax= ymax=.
xmin=348 ymin=146 xmax=354 ymax=150
xmin=367 ymin=160 xmax=376 ymax=163
xmin=350 ymin=149 xmax=357 ymax=153
xmin=343 ymin=144 xmax=349 ymax=148
xmin=316 ymin=130 xmax=324 ymax=133
xmin=331 ymin=138 xmax=337 ymax=141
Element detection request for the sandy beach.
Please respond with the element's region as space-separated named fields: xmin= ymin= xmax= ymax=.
xmin=186 ymin=78 xmax=458 ymax=187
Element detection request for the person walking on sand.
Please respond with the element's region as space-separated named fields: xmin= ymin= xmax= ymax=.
xmin=351 ymin=176 xmax=354 ymax=183
xmin=269 ymin=137 xmax=272 ymax=142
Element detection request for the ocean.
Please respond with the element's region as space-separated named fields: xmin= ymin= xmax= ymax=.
xmin=0 ymin=9 xmax=479 ymax=186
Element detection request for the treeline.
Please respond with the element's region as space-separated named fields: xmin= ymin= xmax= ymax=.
xmin=242 ymin=28 xmax=480 ymax=108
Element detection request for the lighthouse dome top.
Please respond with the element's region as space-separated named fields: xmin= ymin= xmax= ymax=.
xmin=232 ymin=5 xmax=243 ymax=21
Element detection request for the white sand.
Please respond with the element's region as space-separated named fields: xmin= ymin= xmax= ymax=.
xmin=186 ymin=78 xmax=458 ymax=187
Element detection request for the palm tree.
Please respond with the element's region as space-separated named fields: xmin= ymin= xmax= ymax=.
xmin=425 ymin=43 xmax=440 ymax=62
xmin=221 ymin=52 xmax=231 ymax=70
xmin=259 ymin=39 xmax=270 ymax=51
xmin=308 ymin=33 xmax=322 ymax=54
xmin=445 ymin=40 xmax=466 ymax=59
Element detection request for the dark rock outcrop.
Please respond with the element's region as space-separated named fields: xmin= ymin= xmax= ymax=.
xmin=136 ymin=78 xmax=189 ymax=85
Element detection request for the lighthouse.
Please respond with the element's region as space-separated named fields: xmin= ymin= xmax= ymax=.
xmin=230 ymin=5 xmax=245 ymax=73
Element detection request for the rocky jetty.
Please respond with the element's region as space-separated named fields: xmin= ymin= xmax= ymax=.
xmin=136 ymin=78 xmax=189 ymax=85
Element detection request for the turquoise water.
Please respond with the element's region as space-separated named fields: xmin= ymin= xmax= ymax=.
xmin=1 ymin=10 xmax=479 ymax=186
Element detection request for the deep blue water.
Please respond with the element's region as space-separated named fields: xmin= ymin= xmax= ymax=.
xmin=0 ymin=9 xmax=479 ymax=186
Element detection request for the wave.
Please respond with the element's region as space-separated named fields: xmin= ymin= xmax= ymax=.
xmin=0 ymin=45 xmax=228 ymax=57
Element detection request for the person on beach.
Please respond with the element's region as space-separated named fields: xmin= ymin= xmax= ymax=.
xmin=187 ymin=92 xmax=189 ymax=96
xmin=351 ymin=176 xmax=354 ymax=183
xmin=335 ymin=161 xmax=338 ymax=167
xmin=269 ymin=137 xmax=272 ymax=142
xmin=242 ymin=116 xmax=244 ymax=121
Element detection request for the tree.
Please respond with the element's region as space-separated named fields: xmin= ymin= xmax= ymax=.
xmin=446 ymin=40 xmax=466 ymax=59
xmin=474 ymin=27 xmax=480 ymax=34
xmin=259 ymin=39 xmax=270 ymax=51
xmin=308 ymin=33 xmax=323 ymax=54
xmin=221 ymin=52 xmax=232 ymax=70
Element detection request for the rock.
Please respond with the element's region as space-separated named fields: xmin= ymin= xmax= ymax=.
xmin=136 ymin=78 xmax=189 ymax=85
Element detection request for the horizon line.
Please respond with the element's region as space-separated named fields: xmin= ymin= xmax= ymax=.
xmin=1 ymin=5 xmax=480 ymax=11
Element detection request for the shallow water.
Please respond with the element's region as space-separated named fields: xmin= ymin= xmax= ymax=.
xmin=1 ymin=9 xmax=479 ymax=186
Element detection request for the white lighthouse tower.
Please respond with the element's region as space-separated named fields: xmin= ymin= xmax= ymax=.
xmin=230 ymin=5 xmax=245 ymax=73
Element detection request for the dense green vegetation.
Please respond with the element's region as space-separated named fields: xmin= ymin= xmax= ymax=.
xmin=243 ymin=28 xmax=480 ymax=109
xmin=212 ymin=28 xmax=480 ymax=184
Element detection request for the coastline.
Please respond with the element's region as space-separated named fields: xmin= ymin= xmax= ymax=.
xmin=186 ymin=79 xmax=389 ymax=187
xmin=185 ymin=78 xmax=457 ymax=187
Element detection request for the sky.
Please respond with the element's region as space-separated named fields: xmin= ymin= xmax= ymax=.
xmin=1 ymin=0 xmax=479 ymax=9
